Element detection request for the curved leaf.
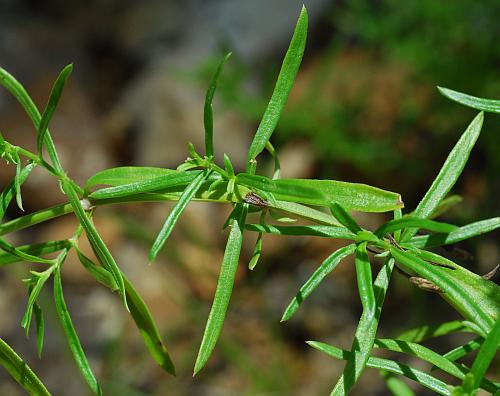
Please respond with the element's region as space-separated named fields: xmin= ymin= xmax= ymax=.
xmin=375 ymin=217 xmax=457 ymax=238
xmin=438 ymin=87 xmax=500 ymax=114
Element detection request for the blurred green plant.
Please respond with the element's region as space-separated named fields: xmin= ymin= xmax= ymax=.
xmin=0 ymin=5 xmax=499 ymax=396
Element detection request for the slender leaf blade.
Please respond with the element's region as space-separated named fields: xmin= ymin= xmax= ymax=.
xmin=237 ymin=173 xmax=403 ymax=212
xmin=123 ymin=275 xmax=176 ymax=375
xmin=402 ymin=112 xmax=483 ymax=240
xmin=53 ymin=266 xmax=102 ymax=395
xmin=61 ymin=179 xmax=126 ymax=307
xmin=86 ymin=166 xmax=177 ymax=188
xmin=149 ymin=170 xmax=210 ymax=262
xmin=330 ymin=202 xmax=362 ymax=234
xmin=204 ymin=53 xmax=231 ymax=157
xmin=375 ymin=217 xmax=457 ymax=238
xmin=307 ymin=341 xmax=450 ymax=395
xmin=0 ymin=337 xmax=51 ymax=396
xmin=281 ymin=243 xmax=356 ymax=322
xmin=247 ymin=6 xmax=308 ymax=164
xmin=37 ymin=64 xmax=73 ymax=156
xmin=1 ymin=161 xmax=36 ymax=220
xmin=193 ymin=203 xmax=247 ymax=375
xmin=438 ymin=87 xmax=500 ymax=114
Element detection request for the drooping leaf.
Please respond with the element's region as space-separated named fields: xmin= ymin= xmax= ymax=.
xmin=402 ymin=112 xmax=483 ymax=241
xmin=0 ymin=337 xmax=51 ymax=396
xmin=123 ymin=275 xmax=176 ymax=375
xmin=61 ymin=179 xmax=126 ymax=307
xmin=53 ymin=266 xmax=102 ymax=395
xmin=37 ymin=64 xmax=73 ymax=157
xmin=307 ymin=341 xmax=450 ymax=395
xmin=0 ymin=238 xmax=53 ymax=264
xmin=237 ymin=173 xmax=403 ymax=212
xmin=247 ymin=6 xmax=308 ymax=164
xmin=22 ymin=272 xmax=51 ymax=336
xmin=438 ymin=87 xmax=500 ymax=114
xmin=74 ymin=246 xmax=118 ymax=290
xmin=281 ymin=244 xmax=356 ymax=322
xmin=33 ymin=302 xmax=44 ymax=358
xmin=194 ymin=203 xmax=247 ymax=375
xmin=204 ymin=53 xmax=231 ymax=157
xmin=149 ymin=170 xmax=210 ymax=262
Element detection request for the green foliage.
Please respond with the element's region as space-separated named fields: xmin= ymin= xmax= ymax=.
xmin=0 ymin=6 xmax=498 ymax=395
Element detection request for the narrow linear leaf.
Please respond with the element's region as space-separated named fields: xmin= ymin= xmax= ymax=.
xmin=248 ymin=233 xmax=263 ymax=270
xmin=0 ymin=238 xmax=53 ymax=264
xmin=405 ymin=217 xmax=500 ymax=249
xmin=0 ymin=240 xmax=70 ymax=266
xmin=223 ymin=154 xmax=235 ymax=178
xmin=332 ymin=255 xmax=394 ymax=395
xmin=37 ymin=64 xmax=73 ymax=156
xmin=123 ymin=275 xmax=176 ymax=375
xmin=0 ymin=67 xmax=63 ymax=170
xmin=0 ymin=337 xmax=51 ymax=396
xmin=281 ymin=244 xmax=356 ymax=322
xmin=307 ymin=341 xmax=450 ymax=395
xmin=13 ymin=151 xmax=24 ymax=210
xmin=402 ymin=112 xmax=483 ymax=241
xmin=270 ymin=200 xmax=341 ymax=225
xmin=265 ymin=141 xmax=281 ymax=179
xmin=397 ymin=321 xmax=474 ymax=343
xmin=390 ymin=248 xmax=495 ymax=334
xmin=74 ymin=247 xmax=118 ymax=290
xmin=468 ymin=318 xmax=500 ymax=391
xmin=53 ymin=266 xmax=102 ymax=395
xmin=86 ymin=166 xmax=177 ymax=188
xmin=194 ymin=203 xmax=247 ymax=375
xmin=33 ymin=302 xmax=44 ymax=358
xmin=438 ymin=87 xmax=500 ymax=114
xmin=89 ymin=170 xmax=204 ymax=200
xmin=439 ymin=338 xmax=482 ymax=366
xmin=61 ymin=179 xmax=126 ymax=308
xmin=247 ymin=6 xmax=307 ymax=164
xmin=204 ymin=53 xmax=231 ymax=157
xmin=149 ymin=170 xmax=210 ymax=262
xmin=22 ymin=274 xmax=51 ymax=335
xmin=375 ymin=339 xmax=465 ymax=380
xmin=330 ymin=202 xmax=362 ymax=233
xmin=375 ymin=217 xmax=457 ymax=238
xmin=246 ymin=224 xmax=355 ymax=240
xmin=237 ymin=173 xmax=403 ymax=212
xmin=1 ymin=161 xmax=36 ymax=221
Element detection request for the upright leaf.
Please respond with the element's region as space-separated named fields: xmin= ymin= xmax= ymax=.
xmin=438 ymin=87 xmax=500 ymax=114
xmin=281 ymin=244 xmax=356 ymax=322
xmin=0 ymin=337 xmax=51 ymax=396
xmin=0 ymin=67 xmax=63 ymax=171
xmin=402 ymin=112 xmax=483 ymax=241
xmin=149 ymin=170 xmax=210 ymax=262
xmin=37 ymin=64 xmax=73 ymax=157
xmin=247 ymin=6 xmax=308 ymax=165
xmin=204 ymin=53 xmax=231 ymax=157
xmin=194 ymin=203 xmax=247 ymax=375
xmin=53 ymin=266 xmax=102 ymax=395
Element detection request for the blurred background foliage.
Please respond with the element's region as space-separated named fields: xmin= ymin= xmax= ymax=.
xmin=0 ymin=0 xmax=498 ymax=395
